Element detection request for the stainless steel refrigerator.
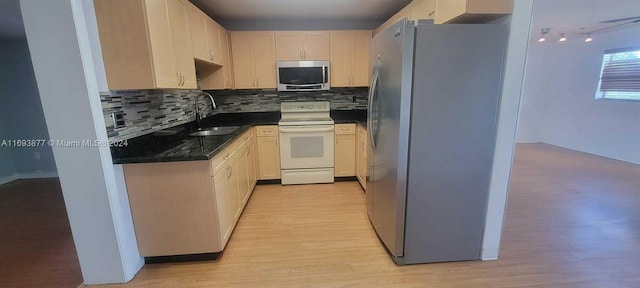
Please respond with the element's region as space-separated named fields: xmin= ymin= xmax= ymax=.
xmin=366 ymin=19 xmax=508 ymax=265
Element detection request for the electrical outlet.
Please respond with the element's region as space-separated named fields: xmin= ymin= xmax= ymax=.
xmin=111 ymin=111 xmax=126 ymax=129
xmin=34 ymin=151 xmax=41 ymax=160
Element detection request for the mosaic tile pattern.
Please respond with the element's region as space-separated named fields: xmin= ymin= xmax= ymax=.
xmin=101 ymin=89 xmax=216 ymax=141
xmin=101 ymin=87 xmax=368 ymax=140
xmin=207 ymin=87 xmax=369 ymax=113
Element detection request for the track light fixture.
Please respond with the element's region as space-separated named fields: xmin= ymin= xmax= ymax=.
xmin=559 ymin=33 xmax=567 ymax=42
xmin=585 ymin=34 xmax=593 ymax=42
xmin=538 ymin=28 xmax=551 ymax=42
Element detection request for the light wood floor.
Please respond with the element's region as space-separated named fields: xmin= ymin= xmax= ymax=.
xmin=91 ymin=143 xmax=640 ymax=288
xmin=0 ymin=178 xmax=83 ymax=288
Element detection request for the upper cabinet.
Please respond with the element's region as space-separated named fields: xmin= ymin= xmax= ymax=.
xmin=231 ymin=32 xmax=277 ymax=89
xmin=411 ymin=0 xmax=437 ymax=21
xmin=275 ymin=31 xmax=330 ymax=61
xmin=330 ymin=30 xmax=371 ymax=88
xmin=435 ymin=0 xmax=513 ymax=24
xmin=375 ymin=0 xmax=513 ymax=35
xmin=95 ymin=0 xmax=196 ymax=90
xmin=187 ymin=3 xmax=223 ymax=66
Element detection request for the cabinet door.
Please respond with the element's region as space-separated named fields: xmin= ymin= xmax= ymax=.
xmin=231 ymin=32 xmax=255 ymax=89
xmin=257 ymin=136 xmax=281 ymax=180
xmin=145 ymin=0 xmax=179 ymax=88
xmin=220 ymin=30 xmax=233 ymax=88
xmin=214 ymin=171 xmax=232 ymax=248
xmin=228 ymin=161 xmax=242 ymax=221
xmin=236 ymin=144 xmax=250 ymax=206
xmin=247 ymin=139 xmax=257 ymax=190
xmin=335 ymin=134 xmax=356 ymax=177
xmin=352 ymin=31 xmax=371 ymax=87
xmin=206 ymin=19 xmax=223 ymax=65
xmin=330 ymin=31 xmax=354 ymax=87
xmin=411 ymin=0 xmax=437 ymax=20
xmin=188 ymin=5 xmax=209 ymax=62
xmin=252 ymin=32 xmax=277 ymax=88
xmin=276 ymin=31 xmax=303 ymax=61
xmin=302 ymin=31 xmax=330 ymax=60
xmin=169 ymin=0 xmax=197 ymax=88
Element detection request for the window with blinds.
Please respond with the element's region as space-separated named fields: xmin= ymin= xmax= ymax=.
xmin=596 ymin=47 xmax=640 ymax=101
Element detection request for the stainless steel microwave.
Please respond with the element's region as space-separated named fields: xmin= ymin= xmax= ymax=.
xmin=276 ymin=61 xmax=330 ymax=92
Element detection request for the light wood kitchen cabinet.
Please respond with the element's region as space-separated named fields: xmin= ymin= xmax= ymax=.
xmin=356 ymin=124 xmax=367 ymax=189
xmin=435 ymin=0 xmax=513 ymax=24
xmin=256 ymin=126 xmax=281 ymax=180
xmin=94 ymin=0 xmax=196 ymax=90
xmin=123 ymin=128 xmax=258 ymax=257
xmin=200 ymin=30 xmax=234 ymax=90
xmin=187 ymin=2 xmax=223 ymax=66
xmin=275 ymin=31 xmax=330 ymax=61
xmin=411 ymin=0 xmax=437 ymax=20
xmin=330 ymin=31 xmax=371 ymax=87
xmin=334 ymin=124 xmax=356 ymax=177
xmin=231 ymin=32 xmax=277 ymax=89
xmin=124 ymin=161 xmax=222 ymax=256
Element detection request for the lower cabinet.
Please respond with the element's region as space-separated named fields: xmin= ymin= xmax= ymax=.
xmin=334 ymin=124 xmax=356 ymax=177
xmin=123 ymin=128 xmax=257 ymax=257
xmin=256 ymin=126 xmax=281 ymax=180
xmin=356 ymin=124 xmax=367 ymax=189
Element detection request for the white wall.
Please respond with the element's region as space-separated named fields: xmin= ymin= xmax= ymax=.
xmin=0 ymin=110 xmax=16 ymax=181
xmin=482 ymin=0 xmax=534 ymax=260
xmin=0 ymin=39 xmax=57 ymax=179
xmin=21 ymin=0 xmax=142 ymax=284
xmin=517 ymin=26 xmax=640 ymax=164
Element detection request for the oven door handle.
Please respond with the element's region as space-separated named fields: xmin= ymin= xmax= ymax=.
xmin=279 ymin=126 xmax=335 ymax=133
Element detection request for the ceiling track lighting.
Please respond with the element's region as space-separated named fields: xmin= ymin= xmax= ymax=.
xmin=581 ymin=28 xmax=593 ymax=43
xmin=585 ymin=34 xmax=593 ymax=42
xmin=559 ymin=33 xmax=567 ymax=42
xmin=538 ymin=27 xmax=551 ymax=42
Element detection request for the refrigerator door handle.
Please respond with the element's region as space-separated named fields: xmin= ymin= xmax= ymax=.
xmin=367 ymin=69 xmax=379 ymax=149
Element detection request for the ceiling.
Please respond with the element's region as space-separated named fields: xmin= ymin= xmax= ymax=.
xmin=189 ymin=0 xmax=412 ymax=30
xmin=0 ymin=0 xmax=25 ymax=39
xmin=532 ymin=0 xmax=640 ymax=41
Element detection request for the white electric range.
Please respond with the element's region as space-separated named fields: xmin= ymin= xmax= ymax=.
xmin=278 ymin=102 xmax=335 ymax=185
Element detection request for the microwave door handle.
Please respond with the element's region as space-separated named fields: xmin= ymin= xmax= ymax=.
xmin=279 ymin=127 xmax=335 ymax=133
xmin=322 ymin=65 xmax=326 ymax=84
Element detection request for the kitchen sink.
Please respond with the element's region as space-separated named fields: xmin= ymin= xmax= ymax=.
xmin=189 ymin=126 xmax=240 ymax=137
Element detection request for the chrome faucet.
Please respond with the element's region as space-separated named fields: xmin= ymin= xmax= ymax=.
xmin=195 ymin=92 xmax=217 ymax=128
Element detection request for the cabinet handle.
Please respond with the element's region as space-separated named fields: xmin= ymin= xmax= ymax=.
xmin=177 ymin=72 xmax=181 ymax=85
xmin=253 ymin=79 xmax=256 ymax=87
xmin=227 ymin=166 xmax=232 ymax=179
xmin=256 ymin=79 xmax=260 ymax=87
xmin=181 ymin=73 xmax=185 ymax=86
xmin=223 ymin=152 xmax=230 ymax=160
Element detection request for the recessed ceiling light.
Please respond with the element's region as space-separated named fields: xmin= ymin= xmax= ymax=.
xmin=559 ymin=33 xmax=567 ymax=42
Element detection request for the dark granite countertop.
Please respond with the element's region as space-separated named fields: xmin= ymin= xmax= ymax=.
xmin=110 ymin=110 xmax=366 ymax=164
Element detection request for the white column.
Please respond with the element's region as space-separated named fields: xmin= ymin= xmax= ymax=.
xmin=482 ymin=0 xmax=535 ymax=260
xmin=20 ymin=0 xmax=143 ymax=284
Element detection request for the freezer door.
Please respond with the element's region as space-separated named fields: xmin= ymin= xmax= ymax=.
xmin=403 ymin=24 xmax=508 ymax=264
xmin=367 ymin=19 xmax=415 ymax=260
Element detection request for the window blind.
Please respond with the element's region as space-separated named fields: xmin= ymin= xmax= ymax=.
xmin=597 ymin=47 xmax=640 ymax=100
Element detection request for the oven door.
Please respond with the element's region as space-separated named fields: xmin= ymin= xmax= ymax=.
xmin=279 ymin=125 xmax=335 ymax=169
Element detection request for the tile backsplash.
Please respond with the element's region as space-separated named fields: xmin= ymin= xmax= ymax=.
xmin=101 ymin=87 xmax=368 ymax=140
xmin=101 ymin=89 xmax=215 ymax=141
xmin=207 ymin=87 xmax=368 ymax=113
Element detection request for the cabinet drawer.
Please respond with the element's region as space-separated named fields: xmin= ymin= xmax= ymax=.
xmin=211 ymin=147 xmax=235 ymax=175
xmin=256 ymin=125 xmax=278 ymax=137
xmin=335 ymin=124 xmax=356 ymax=135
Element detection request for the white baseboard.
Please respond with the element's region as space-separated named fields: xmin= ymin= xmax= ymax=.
xmin=17 ymin=172 xmax=59 ymax=179
xmin=0 ymin=172 xmax=59 ymax=186
xmin=0 ymin=174 xmax=20 ymax=186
